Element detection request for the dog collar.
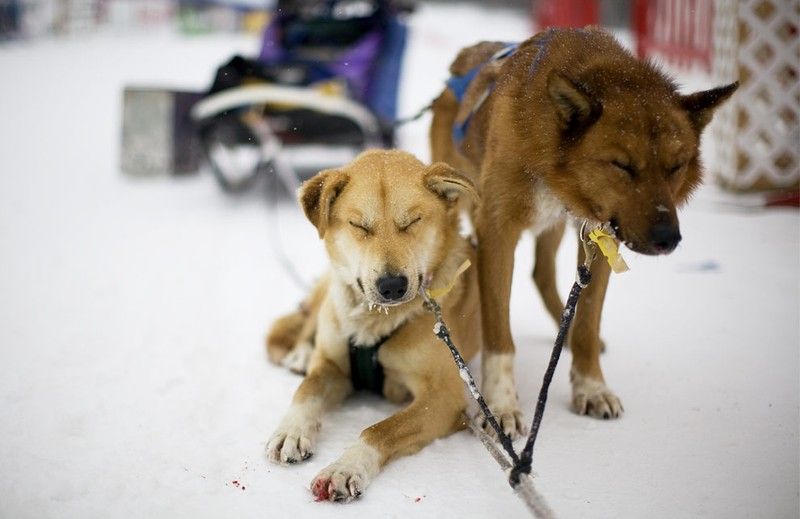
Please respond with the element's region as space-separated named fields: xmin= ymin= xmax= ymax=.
xmin=348 ymin=334 xmax=389 ymax=394
xmin=424 ymin=259 xmax=471 ymax=299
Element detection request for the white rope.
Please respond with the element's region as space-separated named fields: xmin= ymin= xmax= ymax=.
xmin=464 ymin=414 xmax=555 ymax=519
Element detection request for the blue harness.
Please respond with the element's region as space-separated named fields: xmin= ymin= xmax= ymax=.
xmin=445 ymin=29 xmax=571 ymax=145
xmin=445 ymin=42 xmax=519 ymax=144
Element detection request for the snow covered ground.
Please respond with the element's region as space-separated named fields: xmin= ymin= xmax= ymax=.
xmin=0 ymin=3 xmax=798 ymax=518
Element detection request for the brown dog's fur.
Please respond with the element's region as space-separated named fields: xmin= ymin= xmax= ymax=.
xmin=430 ymin=28 xmax=737 ymax=434
xmin=266 ymin=150 xmax=481 ymax=502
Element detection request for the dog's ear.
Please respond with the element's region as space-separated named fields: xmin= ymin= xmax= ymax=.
xmin=425 ymin=162 xmax=479 ymax=205
xmin=547 ymin=71 xmax=595 ymax=130
xmin=298 ymin=168 xmax=349 ymax=238
xmin=680 ymin=82 xmax=738 ymax=130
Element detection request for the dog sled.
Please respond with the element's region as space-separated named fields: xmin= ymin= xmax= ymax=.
xmin=121 ymin=0 xmax=410 ymax=194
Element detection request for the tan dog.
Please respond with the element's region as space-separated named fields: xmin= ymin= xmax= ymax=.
xmin=430 ymin=28 xmax=737 ymax=436
xmin=265 ymin=150 xmax=481 ymax=502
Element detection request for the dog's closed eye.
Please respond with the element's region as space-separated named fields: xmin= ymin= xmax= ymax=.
xmin=398 ymin=216 xmax=421 ymax=232
xmin=666 ymin=162 xmax=686 ymax=178
xmin=349 ymin=221 xmax=372 ymax=235
xmin=611 ymin=160 xmax=637 ymax=180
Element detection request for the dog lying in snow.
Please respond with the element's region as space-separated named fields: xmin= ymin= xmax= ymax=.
xmin=429 ymin=27 xmax=737 ymax=436
xmin=266 ymin=150 xmax=481 ymax=502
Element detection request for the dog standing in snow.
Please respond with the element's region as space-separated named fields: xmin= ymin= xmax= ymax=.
xmin=430 ymin=28 xmax=737 ymax=436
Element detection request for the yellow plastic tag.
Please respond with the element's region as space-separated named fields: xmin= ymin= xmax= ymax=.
xmin=587 ymin=229 xmax=629 ymax=273
xmin=425 ymin=259 xmax=471 ymax=299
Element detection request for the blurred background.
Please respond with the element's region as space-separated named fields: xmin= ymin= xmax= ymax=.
xmin=2 ymin=0 xmax=796 ymax=192
xmin=0 ymin=1 xmax=797 ymax=518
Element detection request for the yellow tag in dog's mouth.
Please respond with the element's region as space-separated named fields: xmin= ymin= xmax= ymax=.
xmin=587 ymin=228 xmax=629 ymax=273
xmin=425 ymin=259 xmax=471 ymax=299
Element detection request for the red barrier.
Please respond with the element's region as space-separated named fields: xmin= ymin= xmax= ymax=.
xmin=633 ymin=0 xmax=714 ymax=71
xmin=532 ymin=0 xmax=599 ymax=30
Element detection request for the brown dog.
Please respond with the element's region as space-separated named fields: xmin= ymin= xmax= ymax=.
xmin=265 ymin=150 xmax=481 ymax=502
xmin=430 ymin=28 xmax=737 ymax=436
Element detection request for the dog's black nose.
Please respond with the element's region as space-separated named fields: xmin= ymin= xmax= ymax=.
xmin=376 ymin=275 xmax=408 ymax=301
xmin=649 ymin=223 xmax=681 ymax=253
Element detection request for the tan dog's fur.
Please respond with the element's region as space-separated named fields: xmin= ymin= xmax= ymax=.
xmin=266 ymin=150 xmax=481 ymax=502
xmin=266 ymin=278 xmax=327 ymax=374
xmin=430 ymin=28 xmax=737 ymax=435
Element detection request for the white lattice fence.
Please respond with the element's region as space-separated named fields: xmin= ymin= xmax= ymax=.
xmin=711 ymin=0 xmax=800 ymax=191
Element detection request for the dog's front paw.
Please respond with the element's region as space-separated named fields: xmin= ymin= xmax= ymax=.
xmin=266 ymin=414 xmax=320 ymax=465
xmin=280 ymin=341 xmax=313 ymax=375
xmin=310 ymin=442 xmax=380 ymax=503
xmin=570 ymin=369 xmax=624 ymax=419
xmin=478 ymin=403 xmax=527 ymax=440
xmin=310 ymin=467 xmax=366 ymax=503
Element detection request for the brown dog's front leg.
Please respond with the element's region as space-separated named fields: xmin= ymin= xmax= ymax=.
xmin=310 ymin=387 xmax=465 ymax=502
xmin=570 ymin=239 xmax=623 ymax=418
xmin=477 ymin=212 xmax=527 ymax=438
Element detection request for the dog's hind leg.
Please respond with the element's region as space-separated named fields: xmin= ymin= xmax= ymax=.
xmin=532 ymin=221 xmax=566 ymax=327
xmin=533 ymin=222 xmax=606 ymax=352
xmin=265 ymin=311 xmax=305 ymax=365
xmin=265 ymin=276 xmax=328 ymax=373
xmin=569 ymin=239 xmax=623 ymax=419
xmin=279 ymin=301 xmax=320 ymax=375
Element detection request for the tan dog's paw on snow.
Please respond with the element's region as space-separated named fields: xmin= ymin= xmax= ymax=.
xmin=310 ymin=440 xmax=380 ymax=502
xmin=266 ymin=408 xmax=320 ymax=465
xmin=265 ymin=149 xmax=482 ymax=502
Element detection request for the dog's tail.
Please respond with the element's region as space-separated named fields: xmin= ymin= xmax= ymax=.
xmin=265 ymin=275 xmax=329 ymax=373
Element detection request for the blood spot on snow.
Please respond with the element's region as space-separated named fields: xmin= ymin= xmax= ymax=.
xmin=231 ymin=480 xmax=240 ymax=488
